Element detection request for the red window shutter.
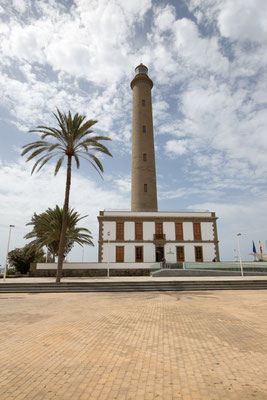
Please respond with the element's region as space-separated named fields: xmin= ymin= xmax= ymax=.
xmin=193 ymin=223 xmax=201 ymax=240
xmin=116 ymin=222 xmax=124 ymax=240
xmin=116 ymin=246 xmax=124 ymax=262
xmin=135 ymin=223 xmax=143 ymax=240
xmin=175 ymin=223 xmax=183 ymax=240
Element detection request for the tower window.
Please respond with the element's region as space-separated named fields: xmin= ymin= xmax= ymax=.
xmin=143 ymin=153 xmax=147 ymax=161
xmin=142 ymin=99 xmax=145 ymax=106
xmin=142 ymin=125 xmax=146 ymax=133
xmin=144 ymin=184 xmax=147 ymax=192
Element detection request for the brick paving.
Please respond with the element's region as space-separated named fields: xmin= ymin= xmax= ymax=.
xmin=0 ymin=290 xmax=266 ymax=399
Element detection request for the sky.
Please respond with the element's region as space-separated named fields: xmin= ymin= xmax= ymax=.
xmin=1 ymin=0 xmax=267 ymax=266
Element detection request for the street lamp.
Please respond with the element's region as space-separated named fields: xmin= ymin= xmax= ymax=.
xmin=236 ymin=233 xmax=244 ymax=277
xmin=3 ymin=225 xmax=15 ymax=282
xmin=107 ymin=231 xmax=110 ymax=278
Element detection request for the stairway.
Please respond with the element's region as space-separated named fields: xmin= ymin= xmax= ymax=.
xmin=152 ymin=269 xmax=267 ymax=277
xmin=1 ymin=280 xmax=267 ymax=293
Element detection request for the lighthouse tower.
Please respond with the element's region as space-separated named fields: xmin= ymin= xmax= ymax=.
xmin=130 ymin=64 xmax=158 ymax=212
xmin=98 ymin=64 xmax=220 ymax=265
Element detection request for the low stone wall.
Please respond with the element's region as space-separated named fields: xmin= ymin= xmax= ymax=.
xmin=30 ymin=263 xmax=150 ymax=277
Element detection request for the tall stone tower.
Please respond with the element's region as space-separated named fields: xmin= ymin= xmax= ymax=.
xmin=130 ymin=64 xmax=158 ymax=212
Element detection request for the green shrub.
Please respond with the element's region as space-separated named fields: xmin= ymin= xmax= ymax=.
xmin=8 ymin=245 xmax=44 ymax=275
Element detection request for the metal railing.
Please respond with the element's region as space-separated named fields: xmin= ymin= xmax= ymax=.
xmin=184 ymin=262 xmax=267 ymax=272
xmin=153 ymin=234 xmax=166 ymax=240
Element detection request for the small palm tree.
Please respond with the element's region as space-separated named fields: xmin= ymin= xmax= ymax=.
xmin=22 ymin=109 xmax=112 ymax=282
xmin=25 ymin=206 xmax=94 ymax=262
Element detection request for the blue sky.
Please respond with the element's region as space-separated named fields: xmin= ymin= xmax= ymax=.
xmin=1 ymin=0 xmax=267 ymax=265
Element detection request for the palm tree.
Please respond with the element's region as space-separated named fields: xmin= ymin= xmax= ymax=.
xmin=22 ymin=109 xmax=112 ymax=282
xmin=25 ymin=206 xmax=94 ymax=262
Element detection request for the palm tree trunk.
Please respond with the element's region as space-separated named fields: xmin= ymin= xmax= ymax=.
xmin=56 ymin=155 xmax=72 ymax=283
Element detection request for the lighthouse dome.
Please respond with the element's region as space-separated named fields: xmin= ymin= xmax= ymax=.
xmin=135 ymin=63 xmax=148 ymax=76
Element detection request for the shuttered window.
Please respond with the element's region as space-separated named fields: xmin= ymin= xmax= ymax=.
xmin=156 ymin=223 xmax=163 ymax=235
xmin=195 ymin=246 xmax=203 ymax=262
xmin=193 ymin=223 xmax=201 ymax=240
xmin=155 ymin=222 xmax=164 ymax=240
xmin=135 ymin=246 xmax=143 ymax=262
xmin=175 ymin=223 xmax=183 ymax=240
xmin=135 ymin=223 xmax=143 ymax=240
xmin=176 ymin=247 xmax=184 ymax=262
xmin=116 ymin=222 xmax=124 ymax=240
xmin=116 ymin=246 xmax=124 ymax=262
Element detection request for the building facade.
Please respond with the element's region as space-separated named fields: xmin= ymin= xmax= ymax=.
xmin=98 ymin=64 xmax=220 ymax=264
xmin=98 ymin=211 xmax=220 ymax=263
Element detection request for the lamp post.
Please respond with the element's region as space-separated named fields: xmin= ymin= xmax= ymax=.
xmin=3 ymin=225 xmax=15 ymax=282
xmin=107 ymin=231 xmax=110 ymax=278
xmin=237 ymin=233 xmax=244 ymax=277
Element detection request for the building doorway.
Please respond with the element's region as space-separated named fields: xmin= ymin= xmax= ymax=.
xmin=156 ymin=247 xmax=164 ymax=262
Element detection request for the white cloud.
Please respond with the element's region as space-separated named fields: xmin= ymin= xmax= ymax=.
xmin=154 ymin=5 xmax=176 ymax=32
xmin=172 ymin=18 xmax=229 ymax=75
xmin=2 ymin=20 xmax=49 ymax=63
xmin=11 ymin=0 xmax=28 ymax=13
xmin=0 ymin=0 xmax=147 ymax=85
xmin=218 ymin=0 xmax=267 ymax=42
xmin=165 ymin=139 xmax=188 ymax=156
xmin=114 ymin=176 xmax=131 ymax=194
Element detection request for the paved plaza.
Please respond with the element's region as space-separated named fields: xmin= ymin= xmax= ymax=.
xmin=0 ymin=289 xmax=267 ymax=399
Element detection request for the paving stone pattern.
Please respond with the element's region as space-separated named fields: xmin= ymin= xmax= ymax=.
xmin=0 ymin=290 xmax=267 ymax=399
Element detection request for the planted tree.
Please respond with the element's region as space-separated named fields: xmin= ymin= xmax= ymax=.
xmin=22 ymin=109 xmax=112 ymax=282
xmin=25 ymin=205 xmax=94 ymax=262
xmin=8 ymin=245 xmax=45 ymax=275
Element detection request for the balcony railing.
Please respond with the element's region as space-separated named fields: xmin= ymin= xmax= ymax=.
xmin=153 ymin=233 xmax=166 ymax=240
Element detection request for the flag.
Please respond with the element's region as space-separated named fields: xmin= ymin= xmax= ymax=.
xmin=259 ymin=241 xmax=263 ymax=254
xmin=252 ymin=241 xmax=256 ymax=254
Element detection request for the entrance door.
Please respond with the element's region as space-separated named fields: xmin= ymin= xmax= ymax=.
xmin=156 ymin=247 xmax=164 ymax=262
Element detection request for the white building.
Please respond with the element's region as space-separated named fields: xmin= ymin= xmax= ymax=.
xmin=98 ymin=65 xmax=220 ymax=265
xmin=98 ymin=211 xmax=219 ymax=263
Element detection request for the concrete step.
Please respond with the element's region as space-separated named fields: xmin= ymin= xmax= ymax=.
xmin=1 ymin=280 xmax=267 ymax=293
xmin=152 ymin=269 xmax=267 ymax=277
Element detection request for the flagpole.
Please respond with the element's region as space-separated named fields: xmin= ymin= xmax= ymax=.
xmin=3 ymin=225 xmax=15 ymax=282
xmin=237 ymin=233 xmax=244 ymax=277
xmin=252 ymin=241 xmax=256 ymax=262
xmin=259 ymin=241 xmax=263 ymax=260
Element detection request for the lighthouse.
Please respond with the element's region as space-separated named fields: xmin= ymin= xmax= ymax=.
xmin=98 ymin=65 xmax=220 ymax=265
xmin=130 ymin=64 xmax=158 ymax=212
